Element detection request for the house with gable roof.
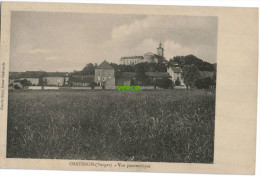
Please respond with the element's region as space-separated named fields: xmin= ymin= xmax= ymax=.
xmin=167 ymin=63 xmax=185 ymax=86
xmin=95 ymin=60 xmax=115 ymax=88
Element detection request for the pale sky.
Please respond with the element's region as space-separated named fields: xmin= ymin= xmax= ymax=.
xmin=10 ymin=11 xmax=218 ymax=72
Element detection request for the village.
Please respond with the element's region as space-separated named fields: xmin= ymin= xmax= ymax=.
xmin=9 ymin=43 xmax=215 ymax=90
xmin=5 ymin=10 xmax=220 ymax=165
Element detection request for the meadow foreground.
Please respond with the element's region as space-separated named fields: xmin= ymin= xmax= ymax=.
xmin=7 ymin=90 xmax=215 ymax=163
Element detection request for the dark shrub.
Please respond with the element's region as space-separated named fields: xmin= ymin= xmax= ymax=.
xmin=90 ymin=82 xmax=97 ymax=90
xmin=14 ymin=84 xmax=21 ymax=89
xmin=157 ymin=78 xmax=172 ymax=89
xmin=175 ymin=78 xmax=181 ymax=86
xmin=195 ymin=77 xmax=213 ymax=89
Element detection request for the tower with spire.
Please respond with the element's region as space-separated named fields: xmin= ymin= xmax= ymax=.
xmin=157 ymin=42 xmax=164 ymax=57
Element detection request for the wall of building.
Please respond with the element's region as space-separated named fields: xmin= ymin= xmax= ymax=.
xmin=157 ymin=48 xmax=164 ymax=57
xmin=167 ymin=68 xmax=174 ymax=81
xmin=105 ymin=78 xmax=116 ymax=89
xmin=43 ymin=77 xmax=65 ymax=86
xmin=121 ymin=58 xmax=143 ymax=65
xmin=65 ymin=77 xmax=69 ymax=86
xmin=25 ymin=78 xmax=39 ymax=86
xmin=70 ymin=82 xmax=90 ymax=87
xmin=144 ymin=54 xmax=154 ymax=63
xmin=95 ymin=69 xmax=115 ymax=84
xmin=167 ymin=68 xmax=185 ymax=86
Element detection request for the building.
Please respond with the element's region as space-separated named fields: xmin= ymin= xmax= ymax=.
xmin=9 ymin=71 xmax=45 ymax=86
xmin=143 ymin=52 xmax=164 ymax=64
xmin=9 ymin=71 xmax=70 ymax=87
xmin=120 ymin=43 xmax=166 ymax=65
xmin=42 ymin=72 xmax=69 ymax=86
xmin=167 ymin=64 xmax=185 ymax=86
xmin=69 ymin=75 xmax=94 ymax=87
xmin=120 ymin=56 xmax=143 ymax=65
xmin=95 ymin=60 xmax=115 ymax=87
xmin=157 ymin=42 xmax=164 ymax=57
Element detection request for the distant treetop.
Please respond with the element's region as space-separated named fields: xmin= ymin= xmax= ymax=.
xmin=168 ymin=55 xmax=216 ymax=72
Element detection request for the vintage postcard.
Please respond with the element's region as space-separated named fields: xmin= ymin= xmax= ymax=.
xmin=0 ymin=2 xmax=258 ymax=175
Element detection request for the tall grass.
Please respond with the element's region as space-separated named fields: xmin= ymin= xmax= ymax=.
xmin=7 ymin=90 xmax=215 ymax=163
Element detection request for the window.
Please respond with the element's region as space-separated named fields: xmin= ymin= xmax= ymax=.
xmin=102 ymin=77 xmax=106 ymax=81
xmin=98 ymin=76 xmax=100 ymax=81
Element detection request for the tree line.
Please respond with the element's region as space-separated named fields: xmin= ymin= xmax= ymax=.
xmin=168 ymin=55 xmax=216 ymax=71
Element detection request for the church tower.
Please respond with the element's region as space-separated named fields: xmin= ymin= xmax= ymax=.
xmin=157 ymin=42 xmax=164 ymax=57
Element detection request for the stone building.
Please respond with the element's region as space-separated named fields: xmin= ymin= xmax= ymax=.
xmin=157 ymin=42 xmax=164 ymax=57
xmin=167 ymin=63 xmax=185 ymax=86
xmin=95 ymin=60 xmax=115 ymax=87
xmin=42 ymin=72 xmax=69 ymax=86
xmin=143 ymin=52 xmax=164 ymax=64
xmin=120 ymin=42 xmax=166 ymax=65
xmin=120 ymin=56 xmax=143 ymax=65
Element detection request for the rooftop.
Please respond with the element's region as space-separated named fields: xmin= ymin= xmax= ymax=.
xmin=9 ymin=71 xmax=45 ymax=79
xmin=96 ymin=60 xmax=114 ymax=70
xmin=9 ymin=71 xmax=69 ymax=79
xmin=170 ymin=66 xmax=182 ymax=73
xmin=70 ymin=75 xmax=94 ymax=83
xmin=43 ymin=72 xmax=68 ymax=77
xmin=120 ymin=56 xmax=144 ymax=60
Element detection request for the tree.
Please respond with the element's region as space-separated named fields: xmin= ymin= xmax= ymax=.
xmin=111 ymin=63 xmax=135 ymax=79
xmin=167 ymin=56 xmax=184 ymax=68
xmin=135 ymin=63 xmax=150 ymax=85
xmin=38 ymin=77 xmax=45 ymax=86
xmin=170 ymin=55 xmax=215 ymax=71
xmin=211 ymin=71 xmax=217 ymax=89
xmin=20 ymin=79 xmax=32 ymax=87
xmin=182 ymin=64 xmax=200 ymax=89
xmin=71 ymin=70 xmax=81 ymax=76
xmin=155 ymin=63 xmax=167 ymax=72
xmin=89 ymin=82 xmax=97 ymax=90
xmin=195 ymin=77 xmax=212 ymax=89
xmin=82 ymin=63 xmax=96 ymax=75
xmin=146 ymin=63 xmax=157 ymax=72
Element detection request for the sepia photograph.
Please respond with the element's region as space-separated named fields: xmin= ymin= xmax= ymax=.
xmin=0 ymin=2 xmax=258 ymax=175
xmin=7 ymin=11 xmax=217 ymax=163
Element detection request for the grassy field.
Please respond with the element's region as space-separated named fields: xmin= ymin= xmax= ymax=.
xmin=7 ymin=89 xmax=215 ymax=163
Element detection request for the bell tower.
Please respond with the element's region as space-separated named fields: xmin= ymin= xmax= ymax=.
xmin=157 ymin=42 xmax=164 ymax=57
